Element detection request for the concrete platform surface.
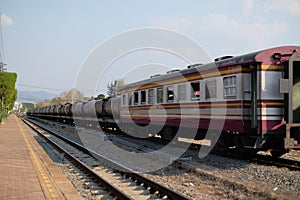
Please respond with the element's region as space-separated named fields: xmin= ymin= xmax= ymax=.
xmin=0 ymin=115 xmax=82 ymax=200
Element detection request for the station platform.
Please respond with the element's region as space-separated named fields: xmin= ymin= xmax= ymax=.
xmin=0 ymin=115 xmax=82 ymax=200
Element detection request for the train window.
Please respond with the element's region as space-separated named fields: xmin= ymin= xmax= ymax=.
xmin=205 ymin=79 xmax=217 ymax=99
xmin=148 ymin=89 xmax=154 ymax=104
xmin=157 ymin=87 xmax=163 ymax=103
xmin=178 ymin=84 xmax=186 ymax=101
xmin=224 ymin=76 xmax=237 ymax=99
xmin=191 ymin=81 xmax=200 ymax=100
xmin=141 ymin=90 xmax=146 ymax=104
xmin=128 ymin=93 xmax=133 ymax=106
xmin=167 ymin=86 xmax=174 ymax=102
xmin=134 ymin=92 xmax=139 ymax=105
xmin=122 ymin=94 xmax=127 ymax=106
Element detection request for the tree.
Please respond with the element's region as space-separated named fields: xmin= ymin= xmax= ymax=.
xmin=51 ymin=97 xmax=64 ymax=105
xmin=63 ymin=88 xmax=84 ymax=103
xmin=107 ymin=79 xmax=125 ymax=97
xmin=96 ymin=93 xmax=105 ymax=100
xmin=19 ymin=103 xmax=34 ymax=113
xmin=35 ymin=101 xmax=51 ymax=108
xmin=0 ymin=72 xmax=18 ymax=122
xmin=34 ymin=88 xmax=84 ymax=107
xmin=50 ymin=88 xmax=84 ymax=105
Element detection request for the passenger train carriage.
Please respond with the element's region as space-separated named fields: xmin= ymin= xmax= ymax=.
xmin=27 ymin=46 xmax=300 ymax=157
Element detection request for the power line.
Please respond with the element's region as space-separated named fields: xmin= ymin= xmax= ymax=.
xmin=17 ymin=83 xmax=107 ymax=93
xmin=17 ymin=97 xmax=52 ymax=101
xmin=17 ymin=83 xmax=67 ymax=91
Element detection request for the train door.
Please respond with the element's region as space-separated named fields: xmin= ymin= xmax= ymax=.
xmin=292 ymin=60 xmax=300 ymax=123
xmin=242 ymin=64 xmax=258 ymax=129
xmin=281 ymin=52 xmax=300 ymax=149
xmin=283 ymin=53 xmax=300 ymax=124
xmin=242 ymin=68 xmax=251 ymax=124
xmin=250 ymin=65 xmax=258 ymax=128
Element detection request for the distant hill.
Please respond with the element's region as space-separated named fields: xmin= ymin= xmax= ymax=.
xmin=17 ymin=90 xmax=58 ymax=103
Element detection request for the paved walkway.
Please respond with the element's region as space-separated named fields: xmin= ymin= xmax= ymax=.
xmin=0 ymin=115 xmax=82 ymax=200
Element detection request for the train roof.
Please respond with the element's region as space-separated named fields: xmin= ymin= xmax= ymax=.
xmin=119 ymin=45 xmax=300 ymax=92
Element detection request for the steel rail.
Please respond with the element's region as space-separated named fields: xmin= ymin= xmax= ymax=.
xmin=22 ymin=117 xmax=132 ymax=200
xmin=23 ymin=117 xmax=191 ymax=200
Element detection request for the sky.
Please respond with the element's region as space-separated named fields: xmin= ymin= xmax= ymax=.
xmin=0 ymin=0 xmax=299 ymax=98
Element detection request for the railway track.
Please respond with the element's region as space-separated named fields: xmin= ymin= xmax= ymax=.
xmin=22 ymin=117 xmax=190 ymax=200
xmin=210 ymin=149 xmax=300 ymax=171
xmin=25 ymin=117 xmax=300 ymax=199
xmin=27 ymin=116 xmax=300 ymax=172
xmin=250 ymin=154 xmax=300 ymax=171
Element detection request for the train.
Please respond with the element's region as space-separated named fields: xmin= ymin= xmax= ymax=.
xmin=27 ymin=46 xmax=300 ymax=157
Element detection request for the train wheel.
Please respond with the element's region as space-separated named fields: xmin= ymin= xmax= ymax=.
xmin=214 ymin=133 xmax=230 ymax=153
xmin=160 ymin=127 xmax=176 ymax=141
xmin=264 ymin=135 xmax=287 ymax=157
xmin=232 ymin=135 xmax=258 ymax=157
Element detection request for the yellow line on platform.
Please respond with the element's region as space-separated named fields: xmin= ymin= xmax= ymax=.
xmin=15 ymin=116 xmax=63 ymax=200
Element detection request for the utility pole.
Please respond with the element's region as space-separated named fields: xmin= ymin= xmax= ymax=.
xmin=0 ymin=12 xmax=7 ymax=124
xmin=0 ymin=95 xmax=3 ymax=124
xmin=0 ymin=12 xmax=7 ymax=72
xmin=0 ymin=62 xmax=7 ymax=72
